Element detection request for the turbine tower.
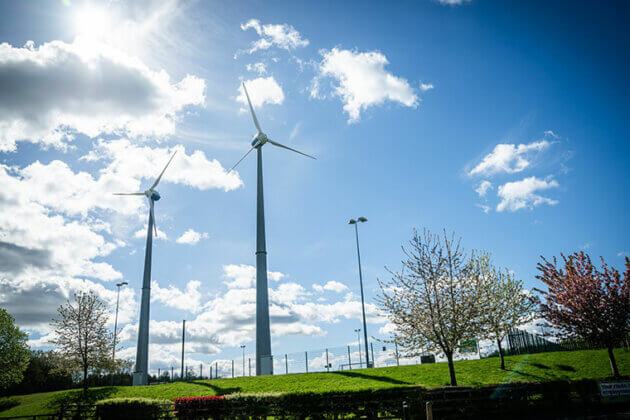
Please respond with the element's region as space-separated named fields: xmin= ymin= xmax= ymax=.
xmin=230 ymin=82 xmax=315 ymax=375
xmin=114 ymin=151 xmax=177 ymax=386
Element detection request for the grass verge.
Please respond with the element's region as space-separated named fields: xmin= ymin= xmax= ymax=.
xmin=1 ymin=348 xmax=628 ymax=417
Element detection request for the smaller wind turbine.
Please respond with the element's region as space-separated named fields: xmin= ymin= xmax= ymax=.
xmin=114 ymin=151 xmax=177 ymax=386
xmin=230 ymin=82 xmax=315 ymax=375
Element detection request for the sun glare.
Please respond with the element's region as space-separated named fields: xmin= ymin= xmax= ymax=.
xmin=74 ymin=5 xmax=111 ymax=42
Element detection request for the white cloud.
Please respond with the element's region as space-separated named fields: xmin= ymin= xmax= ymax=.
xmin=223 ymin=264 xmax=285 ymax=289
xmin=618 ymin=251 xmax=629 ymax=258
xmin=477 ymin=204 xmax=491 ymax=214
xmin=0 ymin=39 xmax=205 ymax=152
xmin=475 ymin=180 xmax=492 ymax=197
xmin=237 ymin=77 xmax=284 ymax=108
xmin=151 ymin=280 xmax=203 ymax=313
xmin=420 ymin=82 xmax=434 ymax=91
xmin=83 ymin=138 xmax=243 ymax=193
xmin=246 ymin=62 xmax=267 ymax=75
xmin=497 ymin=176 xmax=559 ymax=212
xmin=176 ymin=229 xmax=209 ymax=245
xmin=312 ymin=48 xmax=418 ymax=123
xmin=469 ymin=141 xmax=550 ymax=176
xmin=437 ymin=0 xmax=471 ymax=5
xmin=134 ymin=227 xmax=168 ymax=240
xmin=240 ymin=19 xmax=309 ymax=54
xmin=544 ymin=130 xmax=559 ymax=138
xmin=312 ymin=281 xmax=349 ymax=293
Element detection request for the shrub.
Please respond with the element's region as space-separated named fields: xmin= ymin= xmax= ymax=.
xmin=0 ymin=397 xmax=19 ymax=412
xmin=173 ymin=380 xmax=612 ymax=419
xmin=95 ymin=397 xmax=170 ymax=420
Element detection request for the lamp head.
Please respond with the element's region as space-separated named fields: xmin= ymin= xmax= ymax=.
xmin=358 ymin=217 xmax=367 ymax=223
xmin=348 ymin=219 xmax=357 ymax=225
xmin=116 ymin=281 xmax=128 ymax=287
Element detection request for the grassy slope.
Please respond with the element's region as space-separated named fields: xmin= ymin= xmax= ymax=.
xmin=1 ymin=349 xmax=628 ymax=417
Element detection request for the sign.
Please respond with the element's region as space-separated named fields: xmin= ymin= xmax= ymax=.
xmin=600 ymin=381 xmax=630 ymax=402
xmin=459 ymin=339 xmax=478 ymax=353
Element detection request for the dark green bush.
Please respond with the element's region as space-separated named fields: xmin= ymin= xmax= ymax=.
xmin=95 ymin=397 xmax=170 ymax=420
xmin=174 ymin=380 xmax=612 ymax=419
xmin=0 ymin=397 xmax=19 ymax=412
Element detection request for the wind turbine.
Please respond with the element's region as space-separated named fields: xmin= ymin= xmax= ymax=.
xmin=114 ymin=151 xmax=177 ymax=386
xmin=230 ymin=82 xmax=315 ymax=375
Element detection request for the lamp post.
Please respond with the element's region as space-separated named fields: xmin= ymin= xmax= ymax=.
xmin=111 ymin=281 xmax=128 ymax=385
xmin=240 ymin=345 xmax=246 ymax=377
xmin=354 ymin=328 xmax=362 ymax=368
xmin=349 ymin=217 xmax=371 ymax=368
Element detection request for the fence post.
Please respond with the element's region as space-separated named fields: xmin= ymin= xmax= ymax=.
xmin=285 ymin=354 xmax=288 ymax=374
xmin=249 ymin=358 xmax=251 ymax=376
xmin=426 ymin=401 xmax=433 ymax=420
xmin=370 ymin=342 xmax=375 ymax=368
xmin=232 ymin=360 xmax=234 ymax=378
xmin=347 ymin=345 xmax=352 ymax=369
xmin=326 ymin=349 xmax=330 ymax=372
xmin=305 ymin=351 xmax=309 ymax=373
xmin=402 ymin=401 xmax=409 ymax=420
xmin=395 ymin=341 xmax=400 ymax=366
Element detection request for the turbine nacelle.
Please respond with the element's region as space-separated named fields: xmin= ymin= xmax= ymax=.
xmin=251 ymin=132 xmax=268 ymax=148
xmin=146 ymin=190 xmax=161 ymax=201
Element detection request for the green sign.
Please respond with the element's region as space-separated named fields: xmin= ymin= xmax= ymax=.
xmin=459 ymin=339 xmax=478 ymax=353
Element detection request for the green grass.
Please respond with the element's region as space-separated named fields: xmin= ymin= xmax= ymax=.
xmin=1 ymin=349 xmax=627 ymax=417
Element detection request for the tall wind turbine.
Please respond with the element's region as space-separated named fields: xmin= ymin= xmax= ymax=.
xmin=114 ymin=151 xmax=177 ymax=386
xmin=230 ymin=82 xmax=315 ymax=375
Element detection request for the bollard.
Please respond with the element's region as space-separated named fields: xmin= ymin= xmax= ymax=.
xmin=426 ymin=401 xmax=433 ymax=420
xmin=402 ymin=401 xmax=409 ymax=420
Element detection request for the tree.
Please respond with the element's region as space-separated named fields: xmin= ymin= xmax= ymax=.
xmin=50 ymin=292 xmax=114 ymax=393
xmin=534 ymin=252 xmax=630 ymax=378
xmin=480 ymin=267 xmax=535 ymax=370
xmin=0 ymin=308 xmax=30 ymax=389
xmin=377 ymin=229 xmax=486 ymax=386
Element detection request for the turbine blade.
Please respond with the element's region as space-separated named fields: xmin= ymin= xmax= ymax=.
xmin=267 ymin=139 xmax=316 ymax=160
xmin=242 ymin=82 xmax=262 ymax=133
xmin=113 ymin=192 xmax=144 ymax=196
xmin=151 ymin=151 xmax=178 ymax=190
xmin=228 ymin=146 xmax=255 ymax=173
xmin=150 ymin=200 xmax=157 ymax=238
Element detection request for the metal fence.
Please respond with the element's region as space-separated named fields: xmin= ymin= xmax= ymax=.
xmin=153 ymin=329 xmax=630 ymax=381
xmin=188 ymin=342 xmax=441 ymax=380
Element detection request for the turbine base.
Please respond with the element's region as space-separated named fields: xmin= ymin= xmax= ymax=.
xmin=132 ymin=371 xmax=148 ymax=386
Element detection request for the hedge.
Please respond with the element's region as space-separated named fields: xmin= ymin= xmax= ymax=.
xmin=95 ymin=397 xmax=171 ymax=420
xmin=172 ymin=380 xmax=630 ymax=419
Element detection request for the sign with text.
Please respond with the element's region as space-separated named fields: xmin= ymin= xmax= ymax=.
xmin=600 ymin=381 xmax=630 ymax=402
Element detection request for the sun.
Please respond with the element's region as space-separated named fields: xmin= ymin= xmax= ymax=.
xmin=73 ymin=5 xmax=111 ymax=42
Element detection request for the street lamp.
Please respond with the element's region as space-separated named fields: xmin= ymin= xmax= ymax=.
xmin=348 ymin=217 xmax=371 ymax=368
xmin=111 ymin=281 xmax=128 ymax=385
xmin=354 ymin=328 xmax=362 ymax=368
xmin=240 ymin=345 xmax=246 ymax=377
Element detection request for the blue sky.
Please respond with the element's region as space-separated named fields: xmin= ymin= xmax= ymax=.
xmin=0 ymin=0 xmax=628 ymax=373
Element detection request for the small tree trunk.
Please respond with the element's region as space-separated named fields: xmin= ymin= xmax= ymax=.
xmin=497 ymin=338 xmax=505 ymax=370
xmin=83 ymin=364 xmax=88 ymax=395
xmin=446 ymin=351 xmax=457 ymax=386
xmin=607 ymin=346 xmax=620 ymax=378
